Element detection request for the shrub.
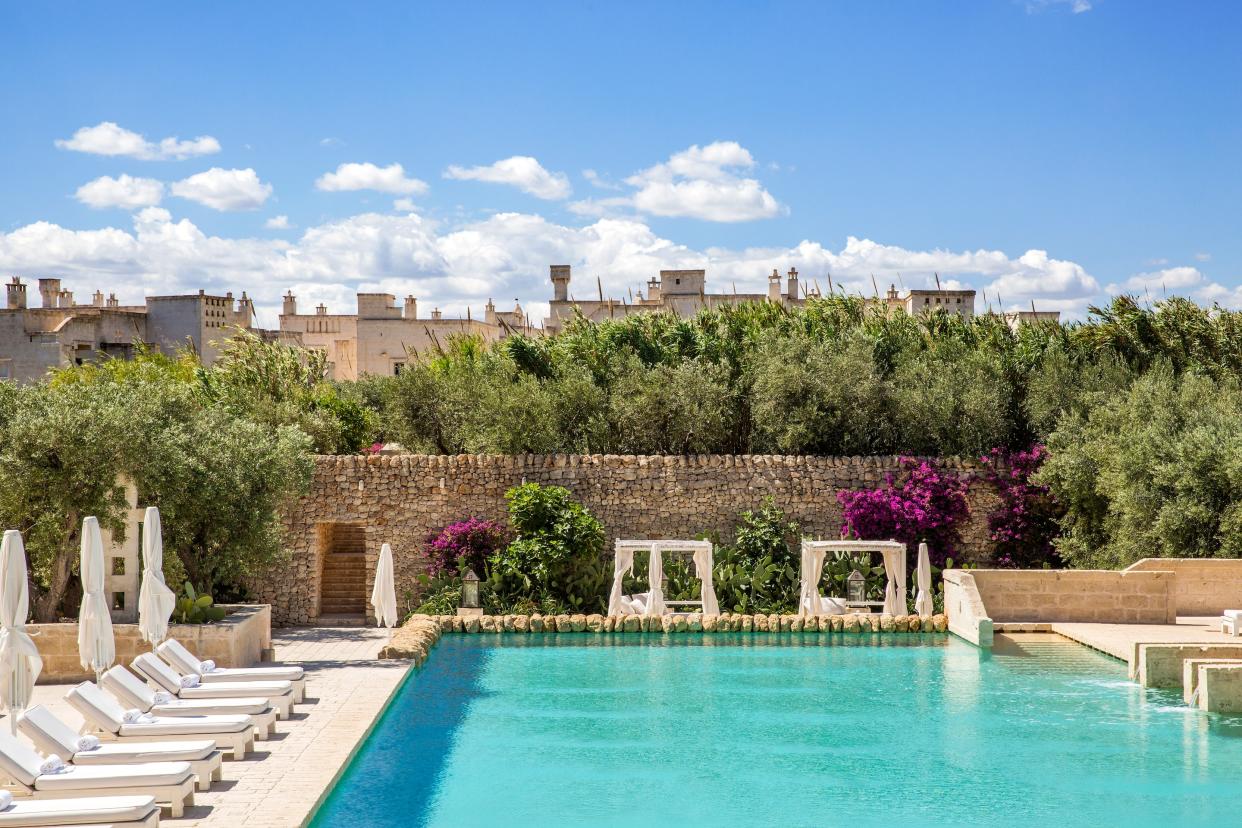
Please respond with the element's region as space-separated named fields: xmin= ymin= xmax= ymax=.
xmin=713 ymin=499 xmax=801 ymax=614
xmin=980 ymin=444 xmax=1062 ymax=568
xmin=1037 ymin=367 xmax=1242 ymax=567
xmin=837 ymin=457 xmax=969 ymax=566
xmin=423 ymin=518 xmax=507 ymax=578
xmin=488 ymin=483 xmax=608 ymax=613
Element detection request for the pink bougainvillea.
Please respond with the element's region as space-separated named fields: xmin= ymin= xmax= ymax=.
xmin=837 ymin=457 xmax=969 ymax=567
xmin=980 ymin=444 xmax=1062 ymax=569
xmin=423 ymin=517 xmax=508 ymax=577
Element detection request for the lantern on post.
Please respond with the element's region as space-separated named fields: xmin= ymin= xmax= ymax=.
xmin=846 ymin=569 xmax=867 ymax=606
xmin=458 ymin=569 xmax=483 ymax=617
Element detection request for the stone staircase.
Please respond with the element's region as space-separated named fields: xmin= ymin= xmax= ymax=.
xmin=319 ymin=523 xmax=368 ymax=619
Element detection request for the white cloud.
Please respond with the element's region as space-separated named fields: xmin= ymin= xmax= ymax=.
xmin=265 ymin=215 xmax=293 ymax=230
xmin=74 ymin=174 xmax=165 ymax=210
xmin=0 ymin=208 xmax=1112 ymax=327
xmin=170 ymin=168 xmax=272 ymax=211
xmin=315 ymin=162 xmax=428 ymax=195
xmin=55 ymin=122 xmax=220 ymax=161
xmin=1195 ymin=252 xmax=1211 ymax=262
xmin=393 ymin=198 xmax=419 ymax=212
xmin=582 ymin=169 xmax=622 ymax=191
xmin=571 ymin=141 xmax=784 ymax=222
xmin=444 ymin=156 xmax=572 ymax=200
xmin=320 ymin=137 xmax=344 ymax=148
xmin=1025 ymin=0 xmax=1092 ymax=13
xmin=1109 ymin=266 xmax=1205 ymax=295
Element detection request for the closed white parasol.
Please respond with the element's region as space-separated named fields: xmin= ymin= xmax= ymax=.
xmin=371 ymin=543 xmax=398 ymax=628
xmin=0 ymin=530 xmax=42 ymax=734
xmin=137 ymin=507 xmax=176 ymax=648
xmin=915 ymin=542 xmax=934 ymax=618
xmin=78 ymin=517 xmax=116 ymax=681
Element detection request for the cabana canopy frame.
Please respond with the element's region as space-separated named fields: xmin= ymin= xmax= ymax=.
xmin=799 ymin=540 xmax=907 ymax=617
xmin=608 ymin=540 xmax=719 ymax=617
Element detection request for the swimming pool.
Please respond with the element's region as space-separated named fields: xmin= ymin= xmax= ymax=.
xmin=311 ymin=634 xmax=1242 ymax=828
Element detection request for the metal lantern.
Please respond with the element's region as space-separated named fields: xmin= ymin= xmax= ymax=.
xmin=461 ymin=569 xmax=481 ymax=609
xmin=846 ymin=569 xmax=866 ymax=605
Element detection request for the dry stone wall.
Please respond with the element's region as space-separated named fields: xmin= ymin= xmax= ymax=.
xmin=260 ymin=453 xmax=1001 ymax=626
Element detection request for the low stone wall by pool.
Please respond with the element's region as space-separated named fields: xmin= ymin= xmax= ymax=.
xmin=378 ymin=612 xmax=950 ymax=664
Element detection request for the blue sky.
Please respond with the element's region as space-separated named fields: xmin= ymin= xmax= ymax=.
xmin=2 ymin=0 xmax=1240 ymax=325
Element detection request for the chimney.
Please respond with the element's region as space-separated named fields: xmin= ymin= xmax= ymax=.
xmin=404 ymin=295 xmax=417 ymax=319
xmin=38 ymin=278 xmax=61 ymax=308
xmin=550 ymin=265 xmax=571 ymax=302
xmin=58 ymin=288 xmax=73 ymax=307
xmin=647 ymin=276 xmax=661 ymax=303
xmin=485 ymin=298 xmax=496 ymax=324
xmin=282 ymin=290 xmax=297 ymax=316
xmin=6 ymin=277 xmax=27 ymax=310
xmin=768 ymin=269 xmax=782 ymax=303
xmin=92 ymin=290 xmax=104 ymax=307
xmin=316 ymin=303 xmax=327 ymax=316
xmin=106 ymin=293 xmax=119 ymax=308
xmin=237 ymin=291 xmax=254 ymax=326
xmin=431 ymin=307 xmax=442 ymax=321
xmin=786 ymin=268 xmax=799 ymax=302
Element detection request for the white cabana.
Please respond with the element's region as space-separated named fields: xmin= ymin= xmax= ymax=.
xmin=137 ymin=506 xmax=177 ymax=648
xmin=371 ymin=543 xmax=398 ymax=628
xmin=914 ymin=542 xmax=934 ymax=618
xmin=798 ymin=539 xmax=907 ymax=617
xmin=0 ymin=530 xmax=42 ymax=734
xmin=608 ymin=540 xmax=715 ymax=616
xmin=77 ymin=517 xmax=115 ymax=680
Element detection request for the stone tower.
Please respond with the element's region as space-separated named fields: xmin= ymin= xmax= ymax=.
xmin=550 ymin=265 xmax=571 ymax=302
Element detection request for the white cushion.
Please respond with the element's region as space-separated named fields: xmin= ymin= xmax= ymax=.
xmin=65 ymin=682 xmax=127 ymax=735
xmin=0 ymin=795 xmax=157 ymax=827
xmin=101 ymin=666 xmax=156 ymax=711
xmin=175 ymin=680 xmax=291 ymax=699
xmin=119 ymin=714 xmax=251 ymax=737
xmin=69 ymin=740 xmax=216 ymax=764
xmin=1223 ymin=610 xmax=1242 ymax=621
xmin=32 ymin=760 xmax=192 ymax=791
xmin=151 ymin=697 xmax=270 ymax=715
xmin=19 ymin=706 xmax=84 ymax=759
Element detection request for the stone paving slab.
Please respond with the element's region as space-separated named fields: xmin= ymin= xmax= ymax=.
xmin=12 ymin=626 xmax=409 ymax=828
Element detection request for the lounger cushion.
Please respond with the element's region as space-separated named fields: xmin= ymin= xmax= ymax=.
xmin=66 ymin=682 xmax=128 ymax=734
xmin=19 ymin=705 xmax=96 ymax=759
xmin=72 ymin=741 xmax=216 ymax=764
xmin=159 ymin=639 xmax=304 ymax=682
xmin=0 ymin=795 xmax=157 ymax=827
xmin=151 ymin=697 xmax=270 ymax=715
xmin=119 ymin=714 xmax=251 ymax=737
xmin=32 ymin=761 xmax=192 ymax=791
xmin=100 ymin=666 xmax=162 ymax=712
xmin=175 ymin=681 xmax=291 ymax=699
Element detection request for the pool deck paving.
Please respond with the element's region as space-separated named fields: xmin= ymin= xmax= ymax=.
xmin=17 ymin=625 xmax=409 ymax=828
xmin=1050 ymin=616 xmax=1237 ymax=663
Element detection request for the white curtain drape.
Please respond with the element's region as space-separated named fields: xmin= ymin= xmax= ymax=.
xmin=915 ymin=542 xmax=934 ymax=618
xmin=77 ymin=517 xmax=115 ymax=679
xmin=0 ymin=530 xmax=42 ymax=735
xmin=692 ymin=545 xmax=718 ymax=615
xmin=645 ymin=547 xmax=665 ymax=617
xmin=137 ymin=507 xmax=176 ymax=647
xmin=798 ymin=544 xmax=828 ymax=616
xmin=880 ymin=546 xmax=908 ymax=616
xmin=607 ymin=545 xmax=635 ymax=616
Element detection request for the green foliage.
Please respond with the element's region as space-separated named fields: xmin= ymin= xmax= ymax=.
xmin=712 ymin=499 xmax=801 ymax=614
xmin=1038 ymin=366 xmax=1242 ymax=567
xmin=171 ymin=581 xmax=227 ymax=624
xmin=487 ymin=484 xmax=608 ymax=613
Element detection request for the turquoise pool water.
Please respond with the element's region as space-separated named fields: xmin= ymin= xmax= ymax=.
xmin=311 ymin=634 xmax=1242 ymax=828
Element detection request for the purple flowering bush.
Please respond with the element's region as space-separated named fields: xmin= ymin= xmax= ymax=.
xmin=837 ymin=457 xmax=969 ymax=567
xmin=980 ymin=444 xmax=1063 ymax=568
xmin=423 ymin=517 xmax=508 ymax=577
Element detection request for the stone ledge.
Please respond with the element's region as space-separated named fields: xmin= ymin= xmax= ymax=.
xmin=417 ymin=612 xmax=948 ymax=635
xmin=377 ymin=616 xmax=442 ymax=664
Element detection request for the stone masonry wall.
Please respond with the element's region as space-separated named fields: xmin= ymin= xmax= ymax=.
xmin=259 ymin=454 xmax=1001 ymax=626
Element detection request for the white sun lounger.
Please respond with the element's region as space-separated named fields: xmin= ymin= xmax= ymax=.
xmin=19 ymin=705 xmax=222 ymax=793
xmin=1222 ymin=610 xmax=1241 ymax=636
xmin=157 ymin=639 xmax=306 ymax=703
xmin=131 ymin=654 xmax=294 ymax=720
xmin=66 ymin=682 xmax=255 ymax=761
xmin=0 ymin=794 xmax=160 ymax=827
xmin=101 ymin=666 xmax=276 ymax=740
xmin=0 ymin=732 xmax=194 ymax=818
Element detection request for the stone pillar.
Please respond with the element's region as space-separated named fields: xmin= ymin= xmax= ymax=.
xmin=38 ymin=278 xmax=61 ymax=308
xmin=404 ymin=295 xmax=418 ymax=319
xmin=551 ymin=265 xmax=571 ymax=302
xmin=101 ymin=477 xmax=142 ymax=623
xmin=786 ymin=267 xmax=799 ymax=302
xmin=768 ymin=269 xmax=782 ymax=303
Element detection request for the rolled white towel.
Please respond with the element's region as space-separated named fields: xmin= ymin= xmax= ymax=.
xmin=200 ymin=659 xmax=217 ymax=673
xmin=0 ymin=789 xmax=11 ymax=810
xmin=39 ymin=754 xmax=71 ymax=775
xmin=179 ymin=674 xmax=200 ymax=689
xmin=76 ymin=734 xmax=101 ymax=752
xmin=122 ymin=708 xmax=155 ymax=724
xmin=153 ymin=690 xmax=175 ymax=705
